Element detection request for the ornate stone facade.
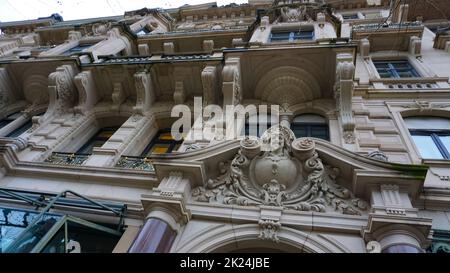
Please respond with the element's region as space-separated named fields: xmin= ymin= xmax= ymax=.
xmin=0 ymin=0 xmax=450 ymax=253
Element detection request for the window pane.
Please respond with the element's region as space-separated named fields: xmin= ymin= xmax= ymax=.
xmin=311 ymin=126 xmax=328 ymax=140
xmin=439 ymin=136 xmax=450 ymax=157
xmin=412 ymin=135 xmax=444 ymax=159
xmin=151 ymin=144 xmax=170 ymax=154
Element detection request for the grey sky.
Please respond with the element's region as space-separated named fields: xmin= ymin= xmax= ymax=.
xmin=0 ymin=0 xmax=248 ymax=22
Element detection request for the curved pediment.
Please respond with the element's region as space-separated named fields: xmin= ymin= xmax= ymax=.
xmin=150 ymin=125 xmax=428 ymax=215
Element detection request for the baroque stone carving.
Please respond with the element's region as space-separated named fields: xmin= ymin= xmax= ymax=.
xmin=40 ymin=65 xmax=77 ymax=125
xmin=343 ymin=130 xmax=356 ymax=144
xmin=192 ymin=125 xmax=368 ymax=215
xmin=258 ymin=219 xmax=281 ymax=243
xmin=280 ymin=6 xmax=308 ymax=22
xmin=222 ymin=57 xmax=241 ymax=106
xmin=400 ymin=100 xmax=450 ymax=111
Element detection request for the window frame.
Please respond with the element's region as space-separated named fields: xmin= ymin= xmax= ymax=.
xmin=140 ymin=129 xmax=183 ymax=156
xmin=409 ymin=129 xmax=450 ymax=159
xmin=373 ymin=60 xmax=420 ymax=79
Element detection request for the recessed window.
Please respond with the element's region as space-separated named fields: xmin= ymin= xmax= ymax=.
xmin=290 ymin=114 xmax=329 ymax=140
xmin=244 ymin=114 xmax=279 ymax=137
xmin=76 ymin=127 xmax=119 ymax=154
xmin=136 ymin=28 xmax=151 ymax=36
xmin=373 ymin=60 xmax=420 ymax=78
xmin=0 ymin=112 xmax=36 ymax=138
xmin=141 ymin=130 xmax=183 ymax=156
xmin=405 ymin=117 xmax=450 ymax=160
xmin=342 ymin=14 xmax=359 ymax=20
xmin=63 ymin=43 xmax=94 ymax=56
xmin=270 ymin=29 xmax=314 ymax=42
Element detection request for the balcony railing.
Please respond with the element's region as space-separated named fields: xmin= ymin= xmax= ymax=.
xmin=352 ymin=22 xmax=423 ymax=32
xmin=115 ymin=156 xmax=154 ymax=172
xmin=45 ymin=152 xmax=89 ymax=166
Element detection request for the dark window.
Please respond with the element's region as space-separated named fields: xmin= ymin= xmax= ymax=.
xmin=6 ymin=120 xmax=32 ymax=138
xmin=243 ymin=115 xmax=278 ymax=137
xmin=141 ymin=130 xmax=183 ymax=156
xmin=0 ymin=112 xmax=21 ymax=130
xmin=270 ymin=29 xmax=314 ymax=42
xmin=343 ymin=14 xmax=359 ymax=20
xmin=63 ymin=43 xmax=94 ymax=56
xmin=406 ymin=117 xmax=450 ymax=160
xmin=373 ymin=60 xmax=420 ymax=78
xmin=76 ymin=127 xmax=119 ymax=154
xmin=290 ymin=114 xmax=329 ymax=140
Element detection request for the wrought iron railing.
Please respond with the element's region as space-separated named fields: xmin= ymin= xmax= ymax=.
xmin=44 ymin=152 xmax=89 ymax=166
xmin=115 ymin=156 xmax=154 ymax=172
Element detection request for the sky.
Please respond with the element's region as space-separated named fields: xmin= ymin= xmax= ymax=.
xmin=0 ymin=0 xmax=248 ymax=22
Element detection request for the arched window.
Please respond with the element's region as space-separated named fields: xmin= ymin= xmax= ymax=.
xmin=244 ymin=114 xmax=279 ymax=137
xmin=405 ymin=116 xmax=450 ymax=159
xmin=290 ymin=114 xmax=329 ymax=140
xmin=140 ymin=129 xmax=183 ymax=156
xmin=76 ymin=127 xmax=119 ymax=154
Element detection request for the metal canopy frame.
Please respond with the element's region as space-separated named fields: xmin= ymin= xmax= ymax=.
xmin=0 ymin=188 xmax=127 ymax=253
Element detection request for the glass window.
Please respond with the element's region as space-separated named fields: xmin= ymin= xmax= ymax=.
xmin=290 ymin=114 xmax=329 ymax=140
xmin=405 ymin=117 xmax=450 ymax=160
xmin=76 ymin=127 xmax=119 ymax=154
xmin=270 ymin=29 xmax=314 ymax=42
xmin=244 ymin=114 xmax=279 ymax=137
xmin=6 ymin=120 xmax=32 ymax=138
xmin=373 ymin=60 xmax=420 ymax=78
xmin=343 ymin=14 xmax=359 ymax=20
xmin=63 ymin=43 xmax=94 ymax=56
xmin=141 ymin=130 xmax=183 ymax=156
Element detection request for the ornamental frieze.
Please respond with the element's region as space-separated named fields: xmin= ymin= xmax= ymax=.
xmin=191 ymin=125 xmax=368 ymax=215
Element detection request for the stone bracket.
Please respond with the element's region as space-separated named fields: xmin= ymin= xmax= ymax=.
xmin=335 ymin=53 xmax=355 ymax=133
xmin=222 ymin=57 xmax=242 ymax=108
xmin=133 ymin=71 xmax=154 ymax=114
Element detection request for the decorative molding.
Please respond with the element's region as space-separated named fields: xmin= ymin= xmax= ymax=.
xmin=112 ymin=82 xmax=126 ymax=110
xmin=201 ymin=66 xmax=218 ymax=105
xmin=258 ymin=219 xmax=281 ymax=243
xmin=343 ymin=130 xmax=356 ymax=144
xmin=367 ymin=150 xmax=389 ymax=162
xmin=366 ymin=241 xmax=381 ymax=253
xmin=38 ymin=65 xmax=78 ymax=126
xmin=191 ymin=125 xmax=368 ymax=215
xmin=400 ymin=100 xmax=450 ymax=111
xmin=335 ymin=53 xmax=355 ymax=132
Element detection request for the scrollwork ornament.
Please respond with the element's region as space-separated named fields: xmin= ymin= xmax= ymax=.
xmin=191 ymin=125 xmax=368 ymax=216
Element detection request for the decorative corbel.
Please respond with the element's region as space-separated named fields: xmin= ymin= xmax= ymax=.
xmin=133 ymin=71 xmax=154 ymax=114
xmin=0 ymin=68 xmax=14 ymax=118
xmin=39 ymin=65 xmax=78 ymax=125
xmin=222 ymin=57 xmax=242 ymax=108
xmin=74 ymin=70 xmax=98 ymax=115
xmin=201 ymin=66 xmax=218 ymax=105
xmin=335 ymin=53 xmax=355 ymax=136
